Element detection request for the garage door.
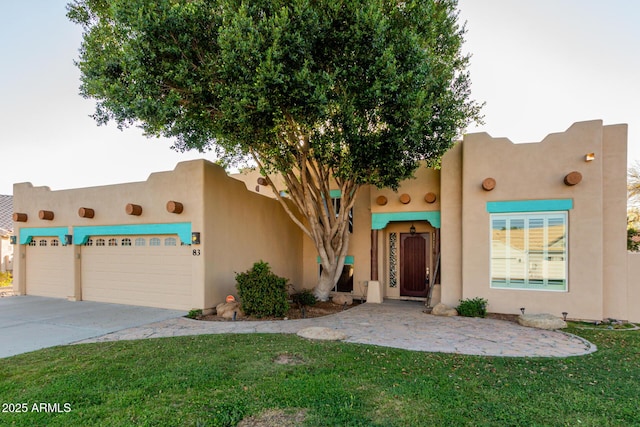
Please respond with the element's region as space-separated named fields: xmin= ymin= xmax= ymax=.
xmin=81 ymin=235 xmax=192 ymax=310
xmin=26 ymin=237 xmax=72 ymax=298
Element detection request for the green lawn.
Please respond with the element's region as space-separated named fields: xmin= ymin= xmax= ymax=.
xmin=0 ymin=328 xmax=638 ymax=426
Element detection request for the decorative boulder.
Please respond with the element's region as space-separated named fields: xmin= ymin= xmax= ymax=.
xmin=297 ymin=327 xmax=347 ymax=341
xmin=431 ymin=303 xmax=458 ymax=317
xmin=331 ymin=294 xmax=353 ymax=306
xmin=518 ymin=313 xmax=567 ymax=330
xmin=216 ymin=301 xmax=245 ymax=319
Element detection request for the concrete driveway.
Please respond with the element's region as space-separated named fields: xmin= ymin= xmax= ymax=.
xmin=0 ymin=295 xmax=185 ymax=358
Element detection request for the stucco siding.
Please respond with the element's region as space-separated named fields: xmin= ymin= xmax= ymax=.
xmin=460 ymin=121 xmax=608 ymax=319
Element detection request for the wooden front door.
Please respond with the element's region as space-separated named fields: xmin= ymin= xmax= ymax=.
xmin=400 ymin=233 xmax=430 ymax=297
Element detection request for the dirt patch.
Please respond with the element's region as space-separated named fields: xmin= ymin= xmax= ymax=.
xmin=273 ymin=353 xmax=305 ymax=365
xmin=194 ymin=300 xmax=360 ymax=322
xmin=237 ymin=408 xmax=308 ymax=427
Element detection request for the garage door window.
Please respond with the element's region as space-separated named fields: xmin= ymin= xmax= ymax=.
xmin=135 ymin=238 xmax=145 ymax=246
xmin=121 ymin=238 xmax=132 ymax=246
xmin=29 ymin=240 xmax=36 ymax=246
xmin=164 ymin=237 xmax=177 ymax=246
xmin=150 ymin=238 xmax=161 ymax=246
xmin=39 ymin=240 xmax=47 ymax=246
xmin=85 ymin=239 xmax=93 ymax=246
xmin=96 ymin=239 xmax=105 ymax=246
xmin=51 ymin=239 xmax=59 ymax=247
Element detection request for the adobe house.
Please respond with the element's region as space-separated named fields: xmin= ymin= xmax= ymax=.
xmin=11 ymin=120 xmax=640 ymax=321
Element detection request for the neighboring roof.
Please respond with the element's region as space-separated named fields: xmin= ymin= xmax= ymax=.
xmin=0 ymin=195 xmax=13 ymax=235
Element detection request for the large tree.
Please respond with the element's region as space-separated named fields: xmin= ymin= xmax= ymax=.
xmin=68 ymin=0 xmax=482 ymax=300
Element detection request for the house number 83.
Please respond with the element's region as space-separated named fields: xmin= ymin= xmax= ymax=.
xmin=192 ymin=249 xmax=201 ymax=256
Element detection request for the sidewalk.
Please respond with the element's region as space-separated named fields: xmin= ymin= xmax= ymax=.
xmin=77 ymin=300 xmax=596 ymax=358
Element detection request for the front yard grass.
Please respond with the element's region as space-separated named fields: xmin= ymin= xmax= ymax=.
xmin=0 ymin=327 xmax=638 ymax=426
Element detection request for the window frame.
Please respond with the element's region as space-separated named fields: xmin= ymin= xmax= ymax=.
xmin=489 ymin=211 xmax=568 ymax=292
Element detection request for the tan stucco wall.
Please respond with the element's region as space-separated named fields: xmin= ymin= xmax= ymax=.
xmin=628 ymin=253 xmax=640 ymax=322
xmin=458 ymin=121 xmax=627 ymax=320
xmin=13 ymin=160 xmax=207 ymax=309
xmin=440 ymin=143 xmax=463 ymax=306
xmin=601 ymin=124 xmax=629 ymax=320
xmin=203 ymin=162 xmax=303 ymax=309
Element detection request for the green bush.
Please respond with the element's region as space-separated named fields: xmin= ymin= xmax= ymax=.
xmin=457 ymin=297 xmax=488 ymax=318
xmin=292 ymin=289 xmax=317 ymax=307
xmin=236 ymin=261 xmax=290 ymax=318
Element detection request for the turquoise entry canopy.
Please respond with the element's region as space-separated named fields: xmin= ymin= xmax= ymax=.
xmin=20 ymin=227 xmax=70 ymax=245
xmin=73 ymin=222 xmax=192 ymax=245
xmin=371 ymin=211 xmax=441 ymax=229
xmin=486 ymin=199 xmax=573 ymax=213
xmin=316 ymin=255 xmax=355 ymax=264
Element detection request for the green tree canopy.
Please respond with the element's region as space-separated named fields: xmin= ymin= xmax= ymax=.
xmin=68 ymin=0 xmax=482 ymax=299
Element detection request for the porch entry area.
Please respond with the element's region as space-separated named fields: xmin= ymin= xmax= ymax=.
xmin=369 ymin=211 xmax=441 ymax=302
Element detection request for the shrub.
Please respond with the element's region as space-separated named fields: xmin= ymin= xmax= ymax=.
xmin=457 ymin=297 xmax=488 ymax=318
xmin=186 ymin=309 xmax=202 ymax=319
xmin=236 ymin=261 xmax=290 ymax=318
xmin=292 ymin=289 xmax=317 ymax=307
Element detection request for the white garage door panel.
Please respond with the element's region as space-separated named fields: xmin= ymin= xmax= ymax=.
xmin=81 ymin=236 xmax=192 ymax=310
xmin=26 ymin=240 xmax=71 ymax=298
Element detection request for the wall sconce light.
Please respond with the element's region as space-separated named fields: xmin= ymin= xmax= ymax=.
xmin=562 ymin=312 xmax=568 ymax=321
xmin=10 ymin=236 xmax=17 ymax=245
xmin=520 ymin=307 xmax=525 ymax=315
xmin=64 ymin=235 xmax=73 ymax=246
xmin=191 ymin=232 xmax=201 ymax=245
xmin=410 ymin=224 xmax=416 ymax=235
xmin=585 ymin=153 xmax=595 ymax=162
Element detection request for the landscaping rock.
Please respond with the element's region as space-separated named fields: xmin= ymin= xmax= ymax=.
xmin=431 ymin=303 xmax=458 ymax=317
xmin=518 ymin=313 xmax=567 ymax=330
xmin=297 ymin=326 xmax=348 ymax=341
xmin=216 ymin=301 xmax=245 ymax=319
xmin=331 ymin=294 xmax=353 ymax=306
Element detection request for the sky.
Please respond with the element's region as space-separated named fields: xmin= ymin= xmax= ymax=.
xmin=0 ymin=0 xmax=638 ymax=195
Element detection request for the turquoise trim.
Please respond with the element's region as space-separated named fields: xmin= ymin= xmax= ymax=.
xmin=74 ymin=223 xmax=192 ymax=245
xmin=20 ymin=227 xmax=70 ymax=245
xmin=317 ymin=255 xmax=354 ymax=264
xmin=486 ymin=199 xmax=573 ymax=213
xmin=371 ymin=211 xmax=441 ymax=229
xmin=329 ymin=189 xmax=342 ymax=198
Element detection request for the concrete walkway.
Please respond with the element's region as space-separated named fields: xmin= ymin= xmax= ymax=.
xmin=78 ymin=300 xmax=596 ymax=358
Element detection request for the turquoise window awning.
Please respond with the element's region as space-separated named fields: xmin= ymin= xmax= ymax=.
xmin=73 ymin=222 xmax=192 ymax=245
xmin=486 ymin=199 xmax=573 ymax=213
xmin=19 ymin=227 xmax=70 ymax=245
xmin=371 ymin=211 xmax=441 ymax=229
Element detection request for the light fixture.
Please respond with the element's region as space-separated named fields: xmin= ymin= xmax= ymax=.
xmin=520 ymin=307 xmax=525 ymax=315
xmin=562 ymin=312 xmax=568 ymax=321
xmin=410 ymin=224 xmax=416 ymax=235
xmin=585 ymin=153 xmax=595 ymax=162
